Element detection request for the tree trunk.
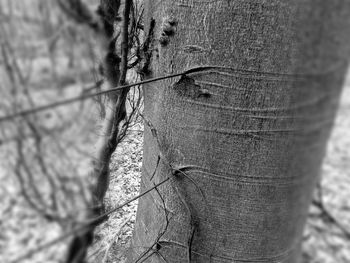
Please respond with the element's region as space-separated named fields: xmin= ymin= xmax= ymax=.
xmin=129 ymin=1 xmax=350 ymax=262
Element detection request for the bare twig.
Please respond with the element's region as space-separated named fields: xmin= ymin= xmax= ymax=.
xmin=312 ymin=197 xmax=350 ymax=239
xmin=0 ymin=66 xmax=238 ymax=123
xmin=134 ymin=181 xmax=170 ymax=263
xmin=9 ymin=176 xmax=170 ymax=263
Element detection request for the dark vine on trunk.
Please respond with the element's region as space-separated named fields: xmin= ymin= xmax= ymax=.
xmin=130 ymin=115 xmax=213 ymax=263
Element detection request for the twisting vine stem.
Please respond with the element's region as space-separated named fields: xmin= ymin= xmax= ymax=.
xmin=65 ymin=1 xmax=133 ymax=262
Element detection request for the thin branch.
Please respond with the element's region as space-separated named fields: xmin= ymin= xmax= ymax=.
xmin=134 ymin=181 xmax=170 ymax=263
xmin=312 ymin=199 xmax=350 ymax=238
xmin=9 ymin=177 xmax=170 ymax=263
xmin=0 ymin=66 xmax=236 ymax=123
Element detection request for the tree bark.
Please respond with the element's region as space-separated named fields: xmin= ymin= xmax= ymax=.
xmin=129 ymin=1 xmax=350 ymax=262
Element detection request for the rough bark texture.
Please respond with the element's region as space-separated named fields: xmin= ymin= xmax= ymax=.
xmin=129 ymin=1 xmax=350 ymax=262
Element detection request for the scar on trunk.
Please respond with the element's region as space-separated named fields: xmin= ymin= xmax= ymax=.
xmin=159 ymin=17 xmax=178 ymax=46
xmin=173 ymin=75 xmax=211 ymax=99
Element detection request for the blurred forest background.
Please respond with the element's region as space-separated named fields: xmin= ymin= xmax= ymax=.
xmin=0 ymin=1 xmax=349 ymax=263
xmin=0 ymin=0 xmax=142 ymax=262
